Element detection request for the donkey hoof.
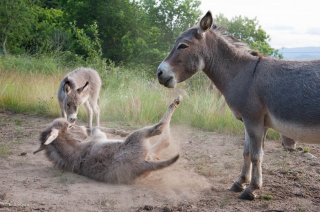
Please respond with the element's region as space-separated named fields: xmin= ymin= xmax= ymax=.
xmin=239 ymin=190 xmax=256 ymax=200
xmin=229 ymin=182 xmax=245 ymax=192
xmin=172 ymin=96 xmax=182 ymax=107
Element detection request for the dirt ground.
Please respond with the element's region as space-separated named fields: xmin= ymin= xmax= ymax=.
xmin=0 ymin=111 xmax=320 ymax=212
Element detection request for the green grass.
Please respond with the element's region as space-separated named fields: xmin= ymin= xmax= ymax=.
xmin=0 ymin=70 xmax=61 ymax=116
xmin=260 ymin=194 xmax=273 ymax=201
xmin=0 ymin=144 xmax=11 ymax=158
xmin=303 ymin=146 xmax=310 ymax=153
xmin=0 ymin=54 xmax=65 ymax=74
xmin=0 ymin=55 xmax=280 ymax=138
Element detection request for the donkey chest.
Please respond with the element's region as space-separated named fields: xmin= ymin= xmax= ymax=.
xmin=224 ymin=87 xmax=262 ymax=120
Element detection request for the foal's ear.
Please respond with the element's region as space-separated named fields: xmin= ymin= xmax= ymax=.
xmin=44 ymin=128 xmax=59 ymax=145
xmin=77 ymin=81 xmax=89 ymax=94
xmin=64 ymin=81 xmax=71 ymax=94
xmin=199 ymin=11 xmax=214 ymax=32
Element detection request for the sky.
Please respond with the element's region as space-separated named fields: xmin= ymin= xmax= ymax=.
xmin=200 ymin=0 xmax=320 ymax=49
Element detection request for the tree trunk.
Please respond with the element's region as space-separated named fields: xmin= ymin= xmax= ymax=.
xmin=2 ymin=35 xmax=7 ymax=56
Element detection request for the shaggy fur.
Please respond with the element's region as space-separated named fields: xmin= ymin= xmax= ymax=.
xmin=35 ymin=97 xmax=181 ymax=184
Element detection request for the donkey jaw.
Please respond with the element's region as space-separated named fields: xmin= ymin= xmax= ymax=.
xmin=162 ymin=77 xmax=177 ymax=88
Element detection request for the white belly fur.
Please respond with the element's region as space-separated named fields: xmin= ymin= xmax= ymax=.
xmin=267 ymin=113 xmax=320 ymax=144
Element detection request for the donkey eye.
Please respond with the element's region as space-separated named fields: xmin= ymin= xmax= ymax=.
xmin=177 ymin=43 xmax=189 ymax=50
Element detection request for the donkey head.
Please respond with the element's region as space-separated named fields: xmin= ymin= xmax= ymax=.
xmin=157 ymin=11 xmax=214 ymax=88
xmin=34 ymin=118 xmax=71 ymax=154
xmin=64 ymin=80 xmax=89 ymax=123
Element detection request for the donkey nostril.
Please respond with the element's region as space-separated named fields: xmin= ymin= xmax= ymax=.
xmin=157 ymin=70 xmax=163 ymax=77
xmin=69 ymin=118 xmax=76 ymax=123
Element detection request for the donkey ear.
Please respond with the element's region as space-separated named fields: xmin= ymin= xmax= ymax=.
xmin=64 ymin=81 xmax=71 ymax=94
xmin=77 ymin=81 xmax=89 ymax=94
xmin=44 ymin=128 xmax=59 ymax=145
xmin=199 ymin=11 xmax=214 ymax=32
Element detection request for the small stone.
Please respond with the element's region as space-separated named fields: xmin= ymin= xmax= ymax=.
xmin=303 ymin=153 xmax=317 ymax=160
xmin=310 ymin=162 xmax=319 ymax=166
xmin=296 ymin=147 xmax=303 ymax=151
xmin=143 ymin=205 xmax=153 ymax=211
xmin=293 ymin=187 xmax=304 ymax=197
xmin=0 ymin=202 xmax=11 ymax=208
xmin=162 ymin=206 xmax=173 ymax=212
xmin=19 ymin=152 xmax=27 ymax=156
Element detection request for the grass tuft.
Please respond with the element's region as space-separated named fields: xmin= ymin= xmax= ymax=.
xmin=260 ymin=194 xmax=273 ymax=201
xmin=303 ymin=147 xmax=310 ymax=153
xmin=0 ymin=144 xmax=11 ymax=158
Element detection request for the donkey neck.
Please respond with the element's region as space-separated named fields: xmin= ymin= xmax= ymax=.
xmin=49 ymin=135 xmax=84 ymax=170
xmin=203 ymin=35 xmax=258 ymax=93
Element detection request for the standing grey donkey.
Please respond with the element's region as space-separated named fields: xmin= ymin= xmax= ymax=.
xmin=34 ymin=97 xmax=181 ymax=184
xmin=157 ymin=11 xmax=320 ymax=200
xmin=58 ymin=67 xmax=101 ymax=129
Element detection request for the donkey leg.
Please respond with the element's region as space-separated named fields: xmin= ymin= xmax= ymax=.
xmin=91 ymin=100 xmax=100 ymax=127
xmin=149 ymin=135 xmax=170 ymax=157
xmin=146 ymin=126 xmax=171 ymax=160
xmin=84 ymin=101 xmax=93 ymax=130
xmin=230 ymin=129 xmax=252 ymax=192
xmin=159 ymin=96 xmax=181 ymax=124
xmin=145 ymin=96 xmax=181 ymax=138
xmin=239 ymin=121 xmax=265 ymax=200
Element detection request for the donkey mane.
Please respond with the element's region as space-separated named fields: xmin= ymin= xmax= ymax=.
xmin=212 ymin=26 xmax=261 ymax=56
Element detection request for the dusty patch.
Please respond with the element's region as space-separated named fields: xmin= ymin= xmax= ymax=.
xmin=0 ymin=112 xmax=320 ymax=211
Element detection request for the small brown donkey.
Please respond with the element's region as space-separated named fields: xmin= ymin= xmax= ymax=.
xmin=58 ymin=67 xmax=101 ymax=130
xmin=157 ymin=11 xmax=320 ymax=200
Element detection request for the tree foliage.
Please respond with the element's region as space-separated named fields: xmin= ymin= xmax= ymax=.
xmin=215 ymin=14 xmax=282 ymax=58
xmin=0 ymin=0 xmax=34 ymax=54
xmin=0 ymin=0 xmax=280 ymax=66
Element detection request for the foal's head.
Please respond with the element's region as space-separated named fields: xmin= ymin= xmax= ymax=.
xmin=63 ymin=80 xmax=89 ymax=123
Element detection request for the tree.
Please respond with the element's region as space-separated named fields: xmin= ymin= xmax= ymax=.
xmin=58 ymin=0 xmax=147 ymax=62
xmin=27 ymin=5 xmax=66 ymax=54
xmin=0 ymin=0 xmax=34 ymax=55
xmin=215 ymin=14 xmax=282 ymax=58
xmin=141 ymin=0 xmax=201 ymax=52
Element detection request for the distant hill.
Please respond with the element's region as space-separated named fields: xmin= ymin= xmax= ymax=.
xmin=278 ymin=47 xmax=320 ymax=60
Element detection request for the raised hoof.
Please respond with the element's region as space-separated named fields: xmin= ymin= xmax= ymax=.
xmin=229 ymin=182 xmax=245 ymax=192
xmin=239 ymin=190 xmax=256 ymax=200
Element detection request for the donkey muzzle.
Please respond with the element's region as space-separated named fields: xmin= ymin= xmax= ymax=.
xmin=157 ymin=62 xmax=177 ymax=88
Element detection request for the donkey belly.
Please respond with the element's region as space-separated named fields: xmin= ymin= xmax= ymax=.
xmin=267 ymin=113 xmax=320 ymax=144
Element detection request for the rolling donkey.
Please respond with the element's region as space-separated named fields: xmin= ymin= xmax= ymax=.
xmin=34 ymin=97 xmax=181 ymax=183
xmin=156 ymin=11 xmax=320 ymax=200
xmin=58 ymin=67 xmax=101 ymax=130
